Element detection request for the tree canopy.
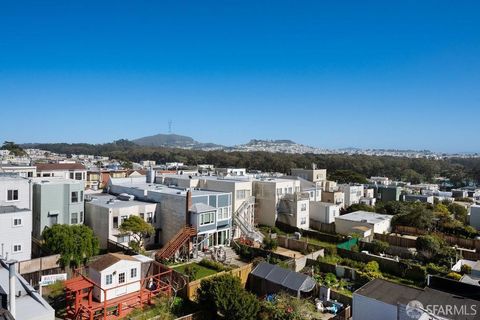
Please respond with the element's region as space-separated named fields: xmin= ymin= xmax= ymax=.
xmin=197 ymin=273 xmax=260 ymax=320
xmin=119 ymin=215 xmax=154 ymax=252
xmin=42 ymin=224 xmax=99 ymax=268
xmin=1 ymin=141 xmax=26 ymax=156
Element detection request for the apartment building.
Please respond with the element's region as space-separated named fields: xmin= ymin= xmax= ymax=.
xmin=158 ymin=173 xmax=257 ymax=240
xmin=108 ymin=176 xmax=232 ymax=249
xmin=338 ymin=184 xmax=364 ymax=207
xmin=85 ymin=194 xmax=158 ymax=248
xmin=309 ymin=202 xmax=340 ymax=224
xmin=253 ymin=177 xmax=301 ymax=227
xmin=291 ymin=165 xmax=327 ymax=182
xmin=321 ymin=190 xmax=345 ymax=208
xmin=36 ymin=162 xmax=87 ymax=181
xmin=32 ymin=178 xmax=85 ymax=238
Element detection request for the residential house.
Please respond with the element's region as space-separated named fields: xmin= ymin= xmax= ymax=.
xmin=309 ymin=202 xmax=340 ymax=224
xmin=35 ymin=162 xmax=87 ymax=181
xmin=84 ymin=194 xmax=158 ymax=249
xmin=88 ymin=253 xmax=142 ymax=302
xmin=335 ymin=211 xmax=392 ymax=238
xmin=0 ymin=165 xmax=36 ymax=178
xmin=252 ymin=177 xmax=301 ymax=227
xmin=403 ymin=194 xmax=434 ymax=204
xmin=290 ymin=165 xmax=327 ymax=183
xmin=338 ymin=184 xmax=364 ymax=207
xmin=0 ymin=206 xmax=32 ymax=261
xmin=32 ymin=178 xmax=85 ymax=238
xmin=321 ymin=190 xmax=345 ymax=208
xmin=108 ymin=176 xmax=232 ymax=249
xmin=0 ymin=259 xmax=54 ymax=320
xmin=371 ymin=185 xmax=402 ymax=202
xmin=0 ymin=174 xmax=31 ymax=209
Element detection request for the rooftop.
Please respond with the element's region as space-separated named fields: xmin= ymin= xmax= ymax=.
xmin=354 ymin=278 xmax=479 ymax=320
xmin=86 ymin=194 xmax=155 ymax=209
xmin=335 ymin=210 xmax=393 ymax=224
xmin=32 ymin=177 xmax=84 ymax=185
xmin=0 ymin=259 xmax=54 ymax=320
xmin=36 ymin=162 xmax=86 ymax=171
xmin=88 ymin=253 xmax=139 ymax=272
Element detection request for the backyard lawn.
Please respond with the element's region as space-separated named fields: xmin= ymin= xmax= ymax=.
xmin=172 ymin=262 xmax=218 ymax=281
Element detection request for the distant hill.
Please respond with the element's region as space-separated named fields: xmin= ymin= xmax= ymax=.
xmin=133 ymin=133 xmax=223 ymax=150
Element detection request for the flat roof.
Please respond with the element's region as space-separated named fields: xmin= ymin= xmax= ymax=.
xmin=335 ymin=210 xmax=392 ymax=224
xmin=161 ymin=173 xmax=252 ymax=183
xmin=87 ymin=194 xmax=155 ymax=209
xmin=32 ymin=177 xmax=84 ymax=185
xmin=354 ymin=278 xmax=479 ymax=320
xmin=109 ymin=177 xmax=229 ymax=197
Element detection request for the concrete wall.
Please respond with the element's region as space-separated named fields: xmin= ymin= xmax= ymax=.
xmin=310 ymin=202 xmax=340 ymax=224
xmin=0 ymin=208 xmax=32 ymax=261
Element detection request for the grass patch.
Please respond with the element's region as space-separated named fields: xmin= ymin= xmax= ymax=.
xmin=172 ymin=262 xmax=218 ymax=281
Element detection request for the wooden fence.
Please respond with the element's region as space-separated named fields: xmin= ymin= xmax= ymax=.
xmin=182 ymin=263 xmax=253 ymax=301
xmin=394 ymin=225 xmax=480 ymax=251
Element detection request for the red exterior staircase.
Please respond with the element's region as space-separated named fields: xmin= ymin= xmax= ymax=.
xmin=155 ymin=226 xmax=197 ymax=261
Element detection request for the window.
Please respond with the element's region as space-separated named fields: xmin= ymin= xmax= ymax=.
xmin=113 ymin=216 xmax=119 ymax=228
xmin=146 ymin=212 xmax=152 ymax=223
xmin=7 ymin=189 xmax=18 ymax=201
xmin=79 ymin=211 xmax=84 ymax=223
xmin=121 ymin=215 xmax=128 ymax=224
xmin=301 ymin=203 xmax=307 ymax=211
xmin=27 ymin=172 xmax=33 ymax=178
xmin=80 ymin=191 xmax=84 ymax=202
xmin=200 ymin=211 xmax=215 ymax=225
xmin=300 ymin=217 xmax=306 ymax=225
xmin=140 ymin=213 xmax=145 ymax=220
xmin=13 ymin=244 xmax=22 ymax=252
xmin=70 ymin=172 xmax=74 ymax=179
xmin=13 ymin=218 xmax=22 ymax=227
xmin=236 ymin=190 xmax=247 ymax=200
xmin=153 ymin=212 xmax=156 ymax=223
xmin=118 ymin=272 xmax=125 ymax=284
xmin=117 ymin=235 xmax=129 ymax=243
xmin=71 ymin=191 xmax=79 ymax=203
xmin=71 ymin=212 xmax=78 ymax=224
xmin=130 ymin=268 xmax=137 ymax=278
xmin=75 ymin=172 xmax=82 ymax=180
xmin=106 ymin=274 xmax=113 ymax=285
xmin=276 ymin=188 xmax=282 ymax=196
xmin=218 ymin=207 xmax=231 ymax=220
xmin=288 ymin=187 xmax=293 ymax=194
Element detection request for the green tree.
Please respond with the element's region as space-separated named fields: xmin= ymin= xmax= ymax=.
xmin=416 ymin=235 xmax=442 ymax=260
xmin=1 ymin=141 xmax=26 ymax=156
xmin=344 ymin=203 xmax=375 ymax=214
xmin=119 ymin=215 xmax=154 ymax=251
xmin=370 ymin=239 xmax=389 ymax=254
xmin=42 ymin=224 xmax=99 ymax=268
xmin=448 ymin=203 xmax=468 ymax=223
xmin=262 ymin=236 xmax=278 ymax=251
xmin=197 ymin=274 xmax=260 ymax=320
xmin=328 ymin=169 xmax=368 ymax=184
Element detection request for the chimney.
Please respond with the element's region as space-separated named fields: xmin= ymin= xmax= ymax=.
xmin=7 ymin=260 xmax=17 ymax=319
xmin=186 ymin=190 xmax=192 ymax=226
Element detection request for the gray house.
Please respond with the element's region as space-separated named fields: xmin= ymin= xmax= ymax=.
xmin=32 ymin=178 xmax=85 ymax=238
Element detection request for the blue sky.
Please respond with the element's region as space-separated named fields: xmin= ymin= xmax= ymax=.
xmin=1 ymin=1 xmax=479 ymax=152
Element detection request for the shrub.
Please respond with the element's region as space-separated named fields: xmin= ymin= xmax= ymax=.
xmin=197 ymin=274 xmax=260 ymax=320
xmin=371 ymin=240 xmax=389 ymax=255
xmin=183 ymin=264 xmax=198 ymax=280
xmin=262 ymin=236 xmax=278 ymax=251
xmin=446 ymin=272 xmax=462 ymax=281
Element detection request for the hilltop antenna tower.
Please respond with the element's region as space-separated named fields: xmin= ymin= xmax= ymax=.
xmin=168 ymin=120 xmax=173 ymax=134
